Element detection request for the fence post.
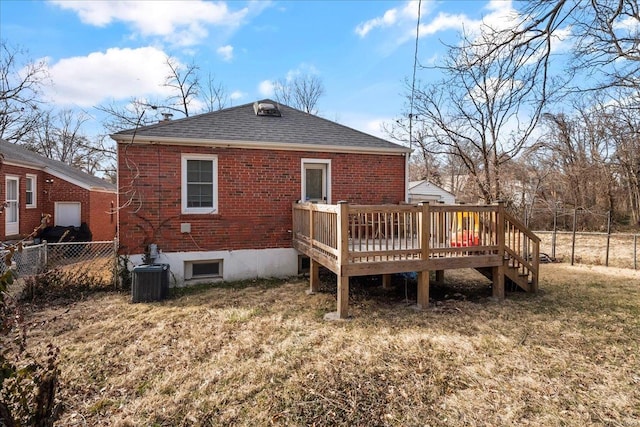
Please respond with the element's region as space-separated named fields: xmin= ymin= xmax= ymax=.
xmin=43 ymin=240 xmax=48 ymax=272
xmin=605 ymin=210 xmax=611 ymax=267
xmin=571 ymin=208 xmax=578 ymax=266
xmin=635 ymin=235 xmax=638 ymax=270
xmin=113 ymin=238 xmax=119 ymax=289
xmin=552 ymin=205 xmax=558 ymax=259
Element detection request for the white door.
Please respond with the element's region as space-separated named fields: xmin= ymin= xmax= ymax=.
xmin=5 ymin=176 xmax=19 ymax=236
xmin=303 ymin=163 xmax=329 ymax=203
xmin=55 ymin=202 xmax=81 ymax=227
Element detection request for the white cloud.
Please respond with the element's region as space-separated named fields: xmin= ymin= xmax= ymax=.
xmin=42 ymin=46 xmax=173 ymax=107
xmin=329 ymin=111 xmax=393 ymax=140
xmin=418 ymin=12 xmax=468 ymax=36
xmin=356 ymin=0 xmax=521 ymax=48
xmin=613 ymin=15 xmax=640 ymax=31
xmin=230 ymin=90 xmax=245 ymax=101
xmin=355 ymin=8 xmax=398 ymax=37
xmin=50 ymin=0 xmax=250 ymax=46
xmin=355 ymin=1 xmax=436 ymax=38
xmin=284 ymin=63 xmax=320 ymax=81
xmin=478 ymin=1 xmax=519 ymax=33
xmin=258 ymin=80 xmax=274 ymax=97
xmin=217 ymin=45 xmax=234 ymax=61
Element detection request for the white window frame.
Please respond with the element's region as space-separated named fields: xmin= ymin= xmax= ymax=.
xmin=25 ymin=174 xmax=37 ymax=208
xmin=181 ymin=154 xmax=218 ymax=214
xmin=184 ymin=259 xmax=223 ymax=280
xmin=301 ymin=158 xmax=331 ymax=204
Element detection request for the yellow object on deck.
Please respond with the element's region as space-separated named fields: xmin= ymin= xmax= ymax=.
xmin=451 ymin=211 xmax=480 ymax=246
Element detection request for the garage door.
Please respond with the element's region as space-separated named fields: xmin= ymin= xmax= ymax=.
xmin=55 ymin=202 xmax=81 ymax=227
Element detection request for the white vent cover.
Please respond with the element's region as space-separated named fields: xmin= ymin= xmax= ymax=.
xmin=253 ymin=101 xmax=282 ymax=117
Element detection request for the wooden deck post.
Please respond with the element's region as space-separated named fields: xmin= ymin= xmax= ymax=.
xmin=308 ymin=258 xmax=320 ymax=294
xmin=417 ymin=271 xmax=430 ymax=309
xmin=336 ymin=201 xmax=350 ymax=319
xmin=435 ymin=270 xmax=444 ymax=286
xmin=417 ymin=202 xmax=431 ymax=309
xmin=382 ymin=274 xmax=392 ymax=289
xmin=493 ymin=201 xmax=506 ymax=300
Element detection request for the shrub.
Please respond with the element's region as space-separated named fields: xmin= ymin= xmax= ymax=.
xmin=20 ymin=268 xmax=113 ymax=305
xmin=1 ymin=270 xmax=61 ymax=426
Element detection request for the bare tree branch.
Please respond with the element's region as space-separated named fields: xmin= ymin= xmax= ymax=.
xmin=0 ymin=40 xmax=48 ymax=143
xmin=163 ymin=57 xmax=200 ymax=117
xmin=273 ymin=74 xmax=325 ymax=114
xmin=408 ymin=27 xmax=553 ymax=203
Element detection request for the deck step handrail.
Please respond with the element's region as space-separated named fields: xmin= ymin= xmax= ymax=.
xmin=503 ymin=210 xmax=540 ymax=291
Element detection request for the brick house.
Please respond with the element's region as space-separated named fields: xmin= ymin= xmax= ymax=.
xmin=0 ymin=139 xmax=117 ymax=241
xmin=111 ymin=100 xmax=410 ymax=284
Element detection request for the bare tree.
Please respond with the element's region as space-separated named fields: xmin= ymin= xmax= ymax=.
xmin=471 ymin=0 xmax=639 ymax=91
xmin=383 ymin=117 xmax=442 ymax=183
xmin=163 ymin=57 xmax=200 ymax=117
xmin=96 ymin=99 xmax=161 ymax=134
xmin=410 ymin=28 xmax=551 ymax=203
xmin=273 ymin=74 xmax=325 ymax=114
xmin=604 ymin=92 xmax=640 ymax=225
xmin=0 ymin=40 xmax=48 ymax=143
xmin=203 ymin=72 xmax=228 ymax=112
xmin=97 ymin=56 xmax=206 ymax=131
xmin=23 ymin=109 xmax=109 ymax=175
xmin=533 ymin=90 xmax=640 ymax=229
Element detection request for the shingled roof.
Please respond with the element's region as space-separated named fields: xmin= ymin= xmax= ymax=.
xmin=0 ymin=139 xmax=116 ymax=192
xmin=111 ymin=100 xmax=410 ymax=154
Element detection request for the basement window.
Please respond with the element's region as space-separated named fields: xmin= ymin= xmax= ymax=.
xmin=184 ymin=260 xmax=222 ymax=280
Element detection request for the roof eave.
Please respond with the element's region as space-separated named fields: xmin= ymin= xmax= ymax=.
xmin=111 ymin=135 xmax=411 ymax=155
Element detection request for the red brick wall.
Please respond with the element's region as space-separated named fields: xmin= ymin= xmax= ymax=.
xmin=117 ymin=144 xmax=406 ymax=254
xmin=89 ymin=191 xmax=117 ymax=241
xmin=1 ymin=164 xmax=116 ymax=241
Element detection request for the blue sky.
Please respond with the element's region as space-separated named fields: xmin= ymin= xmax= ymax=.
xmin=0 ymin=0 xmax=523 ymax=140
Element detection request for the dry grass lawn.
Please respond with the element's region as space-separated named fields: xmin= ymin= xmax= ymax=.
xmin=21 ymin=264 xmax=640 ymax=426
xmin=537 ymin=231 xmax=639 ymax=269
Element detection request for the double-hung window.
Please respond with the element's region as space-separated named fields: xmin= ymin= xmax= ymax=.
xmin=181 ymin=154 xmax=218 ymax=214
xmin=25 ymin=174 xmax=37 ymax=208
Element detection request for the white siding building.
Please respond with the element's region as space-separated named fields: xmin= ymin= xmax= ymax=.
xmin=408 ymin=180 xmax=456 ymax=204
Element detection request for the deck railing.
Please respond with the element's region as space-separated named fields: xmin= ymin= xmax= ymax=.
xmin=293 ymin=201 xmax=540 ymax=285
xmin=292 ymin=203 xmax=340 ymax=269
xmin=504 ymin=211 xmax=541 ymax=292
xmin=293 ymin=201 xmax=540 ymax=318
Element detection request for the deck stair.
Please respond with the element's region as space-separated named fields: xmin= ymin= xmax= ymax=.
xmin=476 ymin=265 xmax=532 ymax=292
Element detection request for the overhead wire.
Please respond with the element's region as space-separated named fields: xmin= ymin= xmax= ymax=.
xmin=408 ymin=0 xmax=422 ymax=154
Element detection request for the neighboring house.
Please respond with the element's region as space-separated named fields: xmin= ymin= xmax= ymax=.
xmin=112 ymin=100 xmax=411 ymax=284
xmin=408 ymin=180 xmax=456 ymax=204
xmin=0 ymin=139 xmax=117 ymax=241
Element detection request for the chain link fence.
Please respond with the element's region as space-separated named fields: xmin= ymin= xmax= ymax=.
xmin=536 ymin=231 xmax=639 ymax=269
xmin=1 ymin=240 xmax=119 ymax=287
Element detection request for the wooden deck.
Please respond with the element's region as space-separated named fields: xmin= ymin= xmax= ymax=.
xmin=292 ymin=201 xmax=540 ymax=318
